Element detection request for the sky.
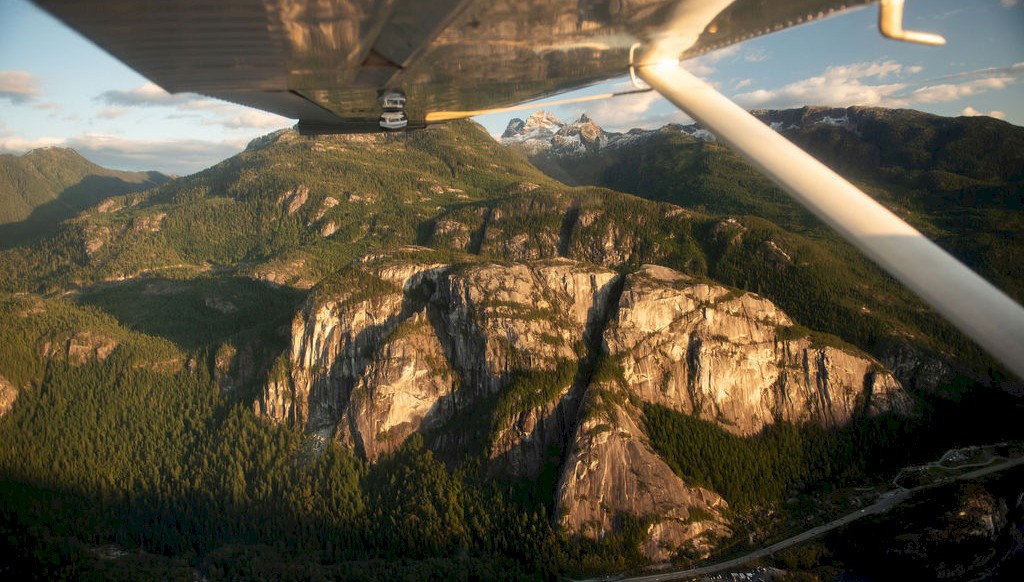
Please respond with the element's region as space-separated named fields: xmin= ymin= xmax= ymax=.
xmin=1 ymin=0 xmax=1022 ymax=176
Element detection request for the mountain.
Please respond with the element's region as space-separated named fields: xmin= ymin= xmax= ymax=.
xmin=0 ymin=147 xmax=171 ymax=247
xmin=503 ymin=106 xmax=1024 ymax=184
xmin=505 ymin=107 xmax=1024 ymax=377
xmin=0 ymin=114 xmax=1021 ymax=579
xmin=502 ymin=110 xmax=715 ymax=154
xmin=258 ymin=250 xmax=908 ymax=560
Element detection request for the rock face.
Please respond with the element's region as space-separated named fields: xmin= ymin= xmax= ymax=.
xmin=500 ymin=111 xmax=566 ymax=153
xmin=555 ymin=383 xmax=731 ymax=562
xmin=0 ymin=374 xmax=18 ymax=417
xmin=258 ymin=252 xmax=619 ymax=459
xmin=607 ymin=265 xmax=909 ymax=436
xmin=40 ymin=331 xmax=119 ymax=365
xmin=501 ymin=111 xmax=714 ymax=159
xmin=341 ymin=310 xmax=456 ymax=461
xmin=259 ymin=259 xmax=434 ymax=438
xmin=259 ymin=253 xmax=907 ymax=559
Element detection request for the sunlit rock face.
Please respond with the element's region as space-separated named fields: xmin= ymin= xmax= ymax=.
xmin=500 ymin=111 xmax=566 ymax=154
xmin=259 ymin=254 xmax=909 ymax=560
xmin=340 ymin=309 xmax=457 ymax=461
xmin=0 ymin=374 xmax=17 ymax=418
xmin=607 ymin=265 xmax=909 ymax=436
xmin=258 ymin=254 xmax=619 ymax=458
xmin=40 ymin=331 xmax=119 ymax=366
xmin=555 ymin=382 xmax=731 ymax=562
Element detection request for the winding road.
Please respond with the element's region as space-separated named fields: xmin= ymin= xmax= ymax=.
xmin=579 ymin=449 xmax=1024 ymax=582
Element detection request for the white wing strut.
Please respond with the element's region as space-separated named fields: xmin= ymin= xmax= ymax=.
xmin=637 ymin=63 xmax=1024 ymax=381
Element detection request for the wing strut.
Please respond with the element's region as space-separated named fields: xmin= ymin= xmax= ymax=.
xmin=637 ymin=62 xmax=1024 ymax=381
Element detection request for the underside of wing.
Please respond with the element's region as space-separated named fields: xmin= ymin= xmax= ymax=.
xmin=34 ymin=0 xmax=874 ymax=133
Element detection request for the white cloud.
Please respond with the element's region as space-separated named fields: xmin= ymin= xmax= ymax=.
xmin=734 ymin=78 xmax=752 ymax=90
xmin=662 ymin=44 xmax=762 ymax=75
xmin=585 ymin=89 xmax=696 ymax=130
xmin=0 ymin=128 xmax=264 ymax=175
xmin=699 ymin=45 xmax=741 ymax=63
xmin=97 ymin=107 xmax=129 ymax=119
xmin=96 ymin=82 xmax=193 ymax=107
xmin=0 ymin=70 xmax=42 ymax=104
xmin=934 ymin=8 xmax=968 ymax=19
xmin=743 ymin=48 xmax=768 ymax=63
xmin=733 ymin=60 xmax=911 ymax=108
xmin=61 ymin=133 xmax=251 ymax=175
xmin=733 ymin=60 xmax=1023 ymax=110
xmin=3 ymin=78 xmax=288 ymax=173
xmin=926 ymin=62 xmax=1024 ymax=84
xmin=185 ymin=98 xmax=240 ymax=113
xmin=0 ymin=135 xmax=66 ymax=152
xmin=906 ymin=77 xmax=1012 ymax=104
xmin=205 ymin=109 xmax=290 ymax=130
xmin=93 ymin=83 xmax=290 ymax=131
xmin=585 ymin=90 xmax=689 ymax=131
xmin=1001 ymin=0 xmax=1018 ymax=8
xmin=961 ymin=106 xmax=1006 ymax=119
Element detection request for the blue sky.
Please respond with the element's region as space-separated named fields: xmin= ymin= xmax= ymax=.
xmin=1 ymin=0 xmax=1022 ymax=175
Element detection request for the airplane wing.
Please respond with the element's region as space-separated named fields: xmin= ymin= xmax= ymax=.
xmin=33 ymin=0 xmax=874 ymax=133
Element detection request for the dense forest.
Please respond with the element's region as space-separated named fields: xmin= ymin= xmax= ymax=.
xmin=0 ymin=349 xmax=624 ymax=579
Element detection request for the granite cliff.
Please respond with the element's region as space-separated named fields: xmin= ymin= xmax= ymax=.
xmin=258 ymin=251 xmax=906 ymax=558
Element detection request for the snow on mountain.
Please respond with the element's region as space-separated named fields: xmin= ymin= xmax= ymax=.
xmin=500 ymin=106 xmax=881 ymax=157
xmin=751 ymin=107 xmax=860 ymax=134
xmin=500 ymin=111 xmax=567 ymax=154
xmin=500 ymin=111 xmax=716 ymax=156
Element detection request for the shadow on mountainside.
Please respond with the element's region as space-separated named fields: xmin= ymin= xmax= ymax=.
xmin=70 ymin=275 xmax=304 ymax=353
xmin=0 ymin=172 xmax=170 ymax=249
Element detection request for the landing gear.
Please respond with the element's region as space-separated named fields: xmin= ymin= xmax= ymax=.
xmin=378 ymin=90 xmax=408 ymax=131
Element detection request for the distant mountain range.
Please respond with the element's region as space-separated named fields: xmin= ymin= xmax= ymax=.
xmin=503 ymin=106 xmax=1024 ymax=179
xmin=501 ymin=109 xmax=715 ymax=156
xmin=0 ymin=108 xmax=1022 ymax=580
xmin=0 ymin=147 xmax=170 ymax=247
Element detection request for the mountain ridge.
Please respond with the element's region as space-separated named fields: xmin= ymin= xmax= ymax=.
xmin=0 ymin=146 xmax=171 ymax=247
xmin=501 ymin=105 xmax=1024 ymax=171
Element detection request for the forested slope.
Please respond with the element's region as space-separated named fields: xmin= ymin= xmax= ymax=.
xmin=0 ymin=147 xmax=169 ymax=246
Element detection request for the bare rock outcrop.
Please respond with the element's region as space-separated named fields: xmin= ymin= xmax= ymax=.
xmin=340 ymin=312 xmax=457 ymax=461
xmin=606 ymin=265 xmax=908 ymax=436
xmin=489 ymin=384 xmax=575 ymax=476
xmin=0 ymin=375 xmax=18 ymax=417
xmin=430 ymin=261 xmax=593 ymax=393
xmin=41 ymin=331 xmax=119 ymax=365
xmin=281 ymin=185 xmax=309 ymax=215
xmin=260 ymin=276 xmax=408 ymax=436
xmin=259 ymin=256 xmax=910 ymax=561
xmin=259 ymin=255 xmax=620 ymax=462
xmin=555 ymin=384 xmax=730 ymax=562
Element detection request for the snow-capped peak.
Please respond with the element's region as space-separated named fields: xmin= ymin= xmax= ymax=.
xmin=501 ymin=111 xmax=566 ymax=142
